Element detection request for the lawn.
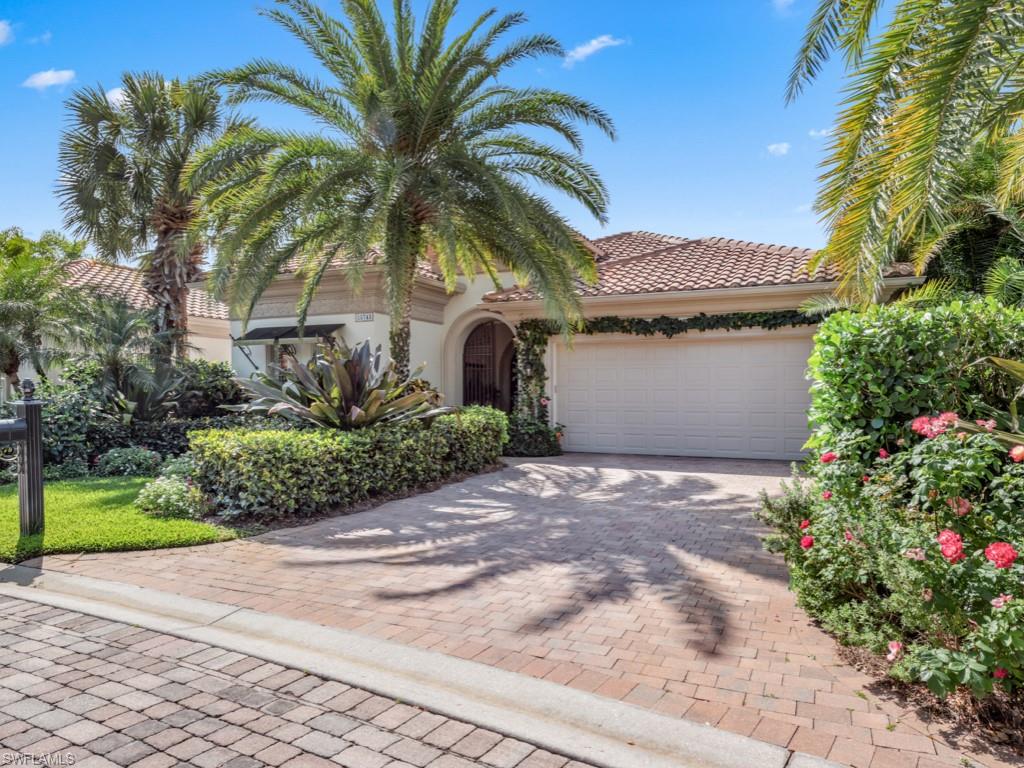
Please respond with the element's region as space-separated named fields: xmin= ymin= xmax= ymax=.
xmin=0 ymin=477 xmax=238 ymax=563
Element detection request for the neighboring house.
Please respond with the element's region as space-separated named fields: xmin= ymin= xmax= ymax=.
xmin=63 ymin=260 xmax=231 ymax=363
xmin=234 ymin=231 xmax=920 ymax=460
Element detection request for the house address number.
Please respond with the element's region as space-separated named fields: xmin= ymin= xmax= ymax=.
xmin=354 ymin=312 xmax=374 ymax=322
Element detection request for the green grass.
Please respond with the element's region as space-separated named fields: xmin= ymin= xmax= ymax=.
xmin=0 ymin=477 xmax=238 ymax=563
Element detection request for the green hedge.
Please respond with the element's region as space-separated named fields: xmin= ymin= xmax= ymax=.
xmin=189 ymin=406 xmax=508 ymax=519
xmin=808 ymin=299 xmax=1024 ymax=450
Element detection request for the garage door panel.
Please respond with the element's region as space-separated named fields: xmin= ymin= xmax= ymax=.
xmin=554 ymin=334 xmax=811 ymax=460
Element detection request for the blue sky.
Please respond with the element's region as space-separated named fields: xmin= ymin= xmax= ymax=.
xmin=1 ymin=0 xmax=846 ymax=250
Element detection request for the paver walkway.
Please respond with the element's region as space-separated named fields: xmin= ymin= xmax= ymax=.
xmin=31 ymin=455 xmax=1022 ymax=768
xmin=0 ymin=594 xmax=594 ymax=768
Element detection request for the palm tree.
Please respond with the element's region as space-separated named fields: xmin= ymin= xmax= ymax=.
xmin=188 ymin=0 xmax=615 ymax=377
xmin=57 ymin=72 xmax=246 ymax=360
xmin=0 ymin=228 xmax=81 ymax=396
xmin=786 ymin=0 xmax=1024 ymax=304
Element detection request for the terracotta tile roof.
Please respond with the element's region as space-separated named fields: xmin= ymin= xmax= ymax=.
xmin=64 ymin=260 xmax=229 ymax=320
xmin=483 ymin=231 xmax=916 ymax=302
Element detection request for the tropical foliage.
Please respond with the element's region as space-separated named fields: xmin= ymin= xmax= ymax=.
xmin=188 ymin=0 xmax=614 ymax=375
xmin=57 ymin=72 xmax=245 ymax=359
xmin=232 ymin=340 xmax=450 ymax=429
xmin=0 ymin=228 xmax=82 ymax=394
xmin=787 ymin=0 xmax=1024 ymax=304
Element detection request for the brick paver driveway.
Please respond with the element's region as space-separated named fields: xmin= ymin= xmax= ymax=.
xmin=0 ymin=595 xmax=588 ymax=768
xmin=33 ymin=455 xmax=1019 ymax=768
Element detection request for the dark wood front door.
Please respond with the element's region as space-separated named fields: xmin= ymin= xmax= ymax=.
xmin=463 ymin=322 xmax=498 ymax=408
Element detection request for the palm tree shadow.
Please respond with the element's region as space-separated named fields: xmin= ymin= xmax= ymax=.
xmin=267 ymin=454 xmax=791 ymax=658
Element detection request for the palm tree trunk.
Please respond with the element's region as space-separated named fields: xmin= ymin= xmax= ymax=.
xmin=389 ymin=288 xmax=414 ymax=380
xmin=144 ymin=207 xmax=203 ymax=363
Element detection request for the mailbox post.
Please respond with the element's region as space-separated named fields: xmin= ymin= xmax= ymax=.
xmin=1 ymin=380 xmax=44 ymax=536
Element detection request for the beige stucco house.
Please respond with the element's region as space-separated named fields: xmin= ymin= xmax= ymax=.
xmin=229 ymin=231 xmax=920 ymax=461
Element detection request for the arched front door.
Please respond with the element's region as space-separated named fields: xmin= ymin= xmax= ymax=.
xmin=463 ymin=321 xmax=515 ymax=411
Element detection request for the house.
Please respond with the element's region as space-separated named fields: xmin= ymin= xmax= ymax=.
xmin=64 ymin=260 xmax=231 ymax=363
xmin=232 ymin=232 xmax=920 ymax=460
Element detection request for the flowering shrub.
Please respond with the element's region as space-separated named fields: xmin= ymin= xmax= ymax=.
xmin=761 ymin=423 xmax=1024 ymax=699
xmin=134 ymin=476 xmax=208 ymax=519
xmin=95 ymin=447 xmax=162 ymax=477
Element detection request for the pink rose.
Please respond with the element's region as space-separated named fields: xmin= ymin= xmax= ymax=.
xmin=886 ymin=641 xmax=903 ymax=662
xmin=821 ymin=490 xmax=833 ymax=500
xmin=984 ymin=542 xmax=1018 ymax=569
xmin=937 ymin=530 xmax=965 ymax=564
xmin=946 ymin=497 xmax=971 ymax=517
xmin=994 ymin=667 xmax=1008 ymax=680
xmin=820 ymin=451 xmax=838 ymax=464
xmin=939 ymin=412 xmax=959 ymax=425
xmin=799 ymin=519 xmax=811 ymax=530
xmin=844 ymin=529 xmax=854 ymax=542
xmin=800 ymin=535 xmax=814 ymax=550
xmin=878 ymin=448 xmax=890 ymax=459
xmin=862 ymin=475 xmax=870 ymax=483
xmin=1010 ymin=445 xmax=1024 ymax=463
xmin=991 ymin=594 xmax=1013 ymax=609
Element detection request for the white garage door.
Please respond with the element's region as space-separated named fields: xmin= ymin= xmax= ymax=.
xmin=553 ymin=331 xmax=813 ymax=460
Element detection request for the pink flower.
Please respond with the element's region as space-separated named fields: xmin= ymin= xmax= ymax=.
xmin=862 ymin=475 xmax=871 ymax=484
xmin=540 ymin=397 xmax=550 ymax=406
xmin=903 ymin=547 xmax=926 ymax=561
xmin=946 ymin=497 xmax=972 ymax=517
xmin=994 ymin=667 xmax=1008 ymax=680
xmin=991 ymin=594 xmax=1013 ymax=609
xmin=1010 ymin=445 xmax=1024 ymax=463
xmin=800 ymin=535 xmax=814 ymax=550
xmin=984 ymin=542 xmax=1018 ymax=569
xmin=820 ymin=451 xmax=838 ymax=464
xmin=911 ymin=416 xmax=932 ymax=435
xmin=911 ymin=415 xmax=950 ymax=439
xmin=878 ymin=448 xmax=890 ymax=459
xmin=939 ymin=412 xmax=959 ymax=425
xmin=886 ymin=641 xmax=903 ymax=662
xmin=799 ymin=519 xmax=811 ymax=530
xmin=937 ymin=530 xmax=965 ymax=564
xmin=922 ymin=588 xmax=933 ymax=602
xmin=975 ymin=419 xmax=996 ymax=432
xmin=821 ymin=490 xmax=833 ymax=500
xmin=844 ymin=529 xmax=854 ymax=542
xmin=956 ymin=431 xmax=968 ymax=440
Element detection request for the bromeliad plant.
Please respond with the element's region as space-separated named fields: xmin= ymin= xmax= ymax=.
xmin=231 ymin=340 xmax=451 ymax=429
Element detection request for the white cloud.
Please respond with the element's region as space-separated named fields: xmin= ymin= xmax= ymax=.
xmin=563 ymin=34 xmax=626 ymax=68
xmin=767 ymin=142 xmax=791 ymax=157
xmin=106 ymin=87 xmax=127 ymax=107
xmin=0 ymin=20 xmax=13 ymax=46
xmin=22 ymin=68 xmax=75 ymax=90
xmin=808 ymin=127 xmax=832 ymax=138
xmin=772 ymin=0 xmax=796 ymax=13
xmin=28 ymin=31 xmax=52 ymax=45
xmin=794 ymin=202 xmax=813 ymax=213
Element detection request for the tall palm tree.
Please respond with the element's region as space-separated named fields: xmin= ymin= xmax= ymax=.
xmin=188 ymin=0 xmax=615 ymax=377
xmin=786 ymin=0 xmax=1024 ymax=304
xmin=57 ymin=72 xmax=246 ymax=360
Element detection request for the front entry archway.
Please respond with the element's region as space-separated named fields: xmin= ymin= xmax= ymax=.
xmin=462 ymin=320 xmax=515 ymax=411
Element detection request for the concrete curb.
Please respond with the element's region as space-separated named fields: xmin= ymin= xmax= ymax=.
xmin=0 ymin=564 xmax=843 ymax=768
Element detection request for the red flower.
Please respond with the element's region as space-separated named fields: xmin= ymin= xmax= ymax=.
xmin=800 ymin=535 xmax=814 ymax=550
xmin=878 ymin=448 xmax=890 ymax=459
xmin=820 ymin=451 xmax=838 ymax=464
xmin=862 ymin=475 xmax=870 ymax=484
xmin=821 ymin=490 xmax=833 ymax=500
xmin=946 ymin=497 xmax=972 ymax=517
xmin=844 ymin=529 xmax=854 ymax=542
xmin=799 ymin=519 xmax=811 ymax=530
xmin=994 ymin=667 xmax=1008 ymax=680
xmin=1010 ymin=445 xmax=1024 ymax=463
xmin=984 ymin=542 xmax=1018 ymax=569
xmin=937 ymin=530 xmax=965 ymax=564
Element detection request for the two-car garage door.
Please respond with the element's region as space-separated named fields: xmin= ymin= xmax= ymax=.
xmin=552 ymin=330 xmax=813 ymax=460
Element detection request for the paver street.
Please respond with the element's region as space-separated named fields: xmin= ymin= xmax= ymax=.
xmin=0 ymin=595 xmax=593 ymax=768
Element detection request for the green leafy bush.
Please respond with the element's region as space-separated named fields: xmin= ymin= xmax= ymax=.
xmin=808 ymin=299 xmax=1024 ymax=451
xmin=175 ymin=360 xmax=246 ymax=419
xmin=95 ymin=447 xmax=162 ymax=477
xmin=159 ymin=454 xmax=195 ymax=480
xmin=504 ymin=413 xmax=563 ymax=457
xmin=128 ymin=414 xmax=273 ymax=457
xmin=135 ymin=476 xmax=207 ymax=519
xmin=190 ymin=406 xmax=507 ymax=519
xmin=42 ymin=457 xmax=91 ymax=481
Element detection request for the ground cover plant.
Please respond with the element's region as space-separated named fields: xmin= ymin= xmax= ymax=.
xmin=0 ymin=477 xmax=237 ymax=563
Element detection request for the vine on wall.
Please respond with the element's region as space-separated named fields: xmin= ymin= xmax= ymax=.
xmin=513 ymin=310 xmax=821 ymax=418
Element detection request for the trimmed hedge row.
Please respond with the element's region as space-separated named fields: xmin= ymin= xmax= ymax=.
xmin=189 ymin=406 xmax=508 ymax=519
xmin=808 ymin=299 xmax=1024 ymax=451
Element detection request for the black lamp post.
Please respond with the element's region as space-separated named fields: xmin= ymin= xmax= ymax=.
xmin=1 ymin=380 xmax=44 ymax=536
